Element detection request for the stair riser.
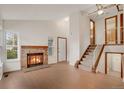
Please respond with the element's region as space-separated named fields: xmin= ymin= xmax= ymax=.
xmin=78 ymin=45 xmax=97 ymax=72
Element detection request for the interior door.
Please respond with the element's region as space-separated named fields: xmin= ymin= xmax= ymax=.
xmin=90 ymin=20 xmax=95 ymax=45
xmin=58 ymin=37 xmax=67 ymax=62
xmin=105 ymin=16 xmax=117 ymax=44
xmin=106 ymin=53 xmax=122 ymax=78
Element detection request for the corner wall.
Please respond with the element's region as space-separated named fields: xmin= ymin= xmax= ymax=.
xmin=69 ymin=11 xmax=90 ymax=66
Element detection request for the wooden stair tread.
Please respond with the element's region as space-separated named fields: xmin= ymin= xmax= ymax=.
xmin=75 ymin=44 xmax=97 ymax=68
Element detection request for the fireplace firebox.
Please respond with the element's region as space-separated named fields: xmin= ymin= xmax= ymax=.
xmin=27 ymin=53 xmax=43 ymax=68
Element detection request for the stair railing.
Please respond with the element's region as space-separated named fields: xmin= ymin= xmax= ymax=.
xmin=92 ymin=44 xmax=105 ymax=72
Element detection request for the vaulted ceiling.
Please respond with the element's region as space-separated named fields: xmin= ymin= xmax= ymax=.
xmin=0 ymin=4 xmax=94 ymax=20
xmin=0 ymin=4 xmax=123 ymax=20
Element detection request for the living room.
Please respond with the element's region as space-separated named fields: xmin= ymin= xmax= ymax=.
xmin=0 ymin=1 xmax=124 ymax=90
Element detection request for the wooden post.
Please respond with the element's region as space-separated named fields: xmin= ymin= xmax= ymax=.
xmin=105 ymin=53 xmax=107 ymax=74
xmin=122 ymin=54 xmax=124 ymax=81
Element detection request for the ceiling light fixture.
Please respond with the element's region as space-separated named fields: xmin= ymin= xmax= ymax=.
xmin=97 ymin=10 xmax=104 ymax=15
xmin=64 ymin=17 xmax=69 ymax=22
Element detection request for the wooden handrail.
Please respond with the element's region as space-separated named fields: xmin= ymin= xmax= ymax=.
xmin=74 ymin=45 xmax=90 ymax=68
xmin=93 ymin=45 xmax=105 ymax=72
xmin=104 ymin=44 xmax=124 ymax=46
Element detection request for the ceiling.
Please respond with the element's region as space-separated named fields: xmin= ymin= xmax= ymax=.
xmin=86 ymin=4 xmax=123 ymax=20
xmin=0 ymin=4 xmax=95 ymax=20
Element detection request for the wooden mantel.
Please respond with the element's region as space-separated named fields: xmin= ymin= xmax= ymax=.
xmin=21 ymin=45 xmax=48 ymax=49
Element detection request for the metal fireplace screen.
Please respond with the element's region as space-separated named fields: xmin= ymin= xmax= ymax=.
xmin=27 ymin=53 xmax=43 ymax=68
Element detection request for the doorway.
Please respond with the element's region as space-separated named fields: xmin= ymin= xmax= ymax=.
xmin=105 ymin=52 xmax=123 ymax=78
xmin=105 ymin=15 xmax=117 ymax=44
xmin=90 ymin=20 xmax=95 ymax=45
xmin=57 ymin=37 xmax=67 ymax=62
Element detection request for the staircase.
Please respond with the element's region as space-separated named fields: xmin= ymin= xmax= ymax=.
xmin=78 ymin=45 xmax=96 ymax=71
xmin=75 ymin=44 xmax=105 ymax=72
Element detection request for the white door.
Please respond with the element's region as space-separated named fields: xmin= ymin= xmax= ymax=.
xmin=107 ymin=53 xmax=122 ymax=78
xmin=58 ymin=38 xmax=66 ymax=62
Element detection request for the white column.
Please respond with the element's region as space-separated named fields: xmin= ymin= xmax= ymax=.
xmin=69 ymin=11 xmax=90 ymax=66
xmin=69 ymin=12 xmax=80 ymax=66
xmin=0 ymin=16 xmax=3 ymax=80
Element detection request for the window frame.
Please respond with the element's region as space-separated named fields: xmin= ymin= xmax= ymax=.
xmin=5 ymin=31 xmax=20 ymax=62
xmin=120 ymin=13 xmax=123 ymax=44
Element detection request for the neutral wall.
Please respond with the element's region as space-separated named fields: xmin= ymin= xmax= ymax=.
xmin=69 ymin=11 xmax=90 ymax=66
xmin=79 ymin=13 xmax=90 ymax=56
xmin=3 ymin=20 xmax=69 ymax=72
xmin=0 ymin=19 xmax=3 ymax=65
xmin=97 ymin=45 xmax=124 ymax=73
xmin=69 ymin=12 xmax=80 ymax=65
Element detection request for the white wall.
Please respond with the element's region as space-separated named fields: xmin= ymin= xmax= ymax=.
xmin=79 ymin=13 xmax=90 ymax=56
xmin=97 ymin=45 xmax=124 ymax=73
xmin=69 ymin=12 xmax=80 ymax=65
xmin=69 ymin=11 xmax=90 ymax=66
xmin=3 ymin=20 xmax=69 ymax=72
xmin=0 ymin=22 xmax=3 ymax=62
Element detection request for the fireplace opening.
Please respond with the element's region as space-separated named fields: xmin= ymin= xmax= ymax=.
xmin=27 ymin=53 xmax=43 ymax=68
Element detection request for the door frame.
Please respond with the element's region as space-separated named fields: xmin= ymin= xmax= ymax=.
xmin=57 ymin=37 xmax=67 ymax=62
xmin=90 ymin=19 xmax=96 ymax=45
xmin=120 ymin=13 xmax=123 ymax=44
xmin=105 ymin=52 xmax=123 ymax=78
xmin=105 ymin=15 xmax=118 ymax=44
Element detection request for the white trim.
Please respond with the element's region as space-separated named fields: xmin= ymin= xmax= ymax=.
xmin=5 ymin=31 xmax=20 ymax=62
xmin=6 ymin=59 xmax=20 ymax=62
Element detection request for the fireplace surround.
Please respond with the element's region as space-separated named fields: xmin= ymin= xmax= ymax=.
xmin=27 ymin=53 xmax=43 ymax=68
xmin=21 ymin=46 xmax=48 ymax=68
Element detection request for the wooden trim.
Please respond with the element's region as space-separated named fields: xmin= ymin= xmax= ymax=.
xmin=105 ymin=52 xmax=107 ymax=74
xmin=21 ymin=46 xmax=48 ymax=49
xmin=57 ymin=37 xmax=67 ymax=39
xmin=120 ymin=13 xmax=123 ymax=44
xmin=93 ymin=45 xmax=105 ymax=72
xmin=105 ymin=52 xmax=124 ymax=54
xmin=104 ymin=44 xmax=124 ymax=46
xmin=105 ymin=52 xmax=124 ymax=78
xmin=57 ymin=37 xmax=67 ymax=62
xmin=90 ymin=19 xmax=96 ymax=45
xmin=122 ymin=54 xmax=124 ymax=79
xmin=116 ymin=5 xmax=120 ymax=12
xmin=105 ymin=15 xmax=118 ymax=44
xmin=121 ymin=54 xmax=123 ymax=78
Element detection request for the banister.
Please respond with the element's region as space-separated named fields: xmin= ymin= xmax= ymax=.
xmin=92 ymin=45 xmax=105 ymax=73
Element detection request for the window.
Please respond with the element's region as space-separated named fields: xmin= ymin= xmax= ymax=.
xmin=48 ymin=37 xmax=53 ymax=56
xmin=6 ymin=32 xmax=19 ymax=60
xmin=105 ymin=16 xmax=117 ymax=44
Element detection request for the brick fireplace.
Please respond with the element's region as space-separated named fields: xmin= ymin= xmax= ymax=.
xmin=21 ymin=46 xmax=48 ymax=69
